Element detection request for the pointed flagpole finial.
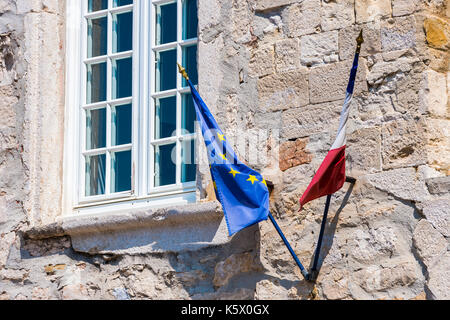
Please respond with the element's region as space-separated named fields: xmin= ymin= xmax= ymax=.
xmin=356 ymin=30 xmax=364 ymax=53
xmin=177 ymin=62 xmax=189 ymax=81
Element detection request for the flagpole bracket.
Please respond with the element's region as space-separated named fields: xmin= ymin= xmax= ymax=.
xmin=345 ymin=176 xmax=356 ymax=184
xmin=307 ymin=269 xmax=319 ymax=282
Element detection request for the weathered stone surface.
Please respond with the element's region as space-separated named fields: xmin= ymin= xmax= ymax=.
xmin=213 ymin=252 xmax=262 ymax=288
xmin=321 ymin=0 xmax=354 ymax=31
xmin=309 ymin=59 xmax=367 ymax=104
xmin=424 ymin=16 xmax=450 ymax=50
xmin=249 ymin=45 xmax=275 ymax=78
xmin=421 ymin=198 xmax=450 ymax=237
xmin=381 ymin=118 xmax=427 ymax=169
xmin=61 ymin=284 xmax=89 ymax=300
xmin=301 ymin=30 xmax=339 ymax=66
xmin=366 ymin=167 xmax=430 ymax=202
xmin=257 ymin=69 xmax=309 ymax=111
xmin=420 ymin=69 xmax=448 ymax=118
xmin=281 ymin=100 xmax=342 ymax=139
xmin=381 ymin=16 xmax=417 ymax=52
xmin=425 ymin=119 xmax=450 ymax=174
xmin=339 ymin=23 xmax=382 ymax=60
xmin=425 ymin=176 xmax=450 ymax=195
xmin=281 ymin=0 xmax=321 ymax=37
xmin=0 ymin=232 xmax=15 ymax=268
xmin=413 ymin=220 xmax=447 ymax=269
xmin=346 ymin=126 xmax=382 ymax=175
xmin=251 ymin=0 xmax=301 ymax=11
xmin=427 ymin=252 xmax=450 ymax=300
xmin=392 ymin=0 xmax=420 ymax=17
xmin=320 ymin=269 xmax=351 ymax=300
xmin=275 ymin=38 xmax=300 ymax=72
xmin=355 ymin=0 xmax=392 ymax=23
xmin=279 ymin=138 xmax=312 ymax=171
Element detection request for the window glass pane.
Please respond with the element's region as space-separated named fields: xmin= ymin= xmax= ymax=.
xmin=156 ymin=49 xmax=176 ymax=92
xmin=181 ymin=139 xmax=196 ymax=183
xmin=182 ymin=45 xmax=197 ymax=86
xmin=155 ymin=96 xmax=176 ymax=139
xmin=111 ymin=150 xmax=132 ymax=193
xmin=154 ymin=144 xmax=176 ymax=187
xmin=181 ymin=93 xmax=196 ymax=134
xmin=113 ymin=11 xmax=133 ymax=53
xmin=156 ymin=2 xmax=177 ymax=45
xmin=113 ymin=0 xmax=133 ymax=7
xmin=113 ymin=57 xmax=133 ymax=99
xmin=85 ymin=154 xmax=106 ymax=196
xmin=88 ymin=17 xmax=107 ymax=58
xmin=183 ymin=0 xmax=198 ymax=40
xmin=87 ymin=62 xmax=107 ymax=104
xmin=112 ymin=104 xmax=132 ymax=146
xmin=88 ymin=0 xmax=107 ymax=12
xmin=86 ymin=108 xmax=106 ymax=150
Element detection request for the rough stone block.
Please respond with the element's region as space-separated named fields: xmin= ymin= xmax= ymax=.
xmin=339 ymin=24 xmax=382 ymax=60
xmin=422 ymin=198 xmax=450 ymax=237
xmin=309 ymin=59 xmax=367 ymax=104
xmin=426 ymin=119 xmax=450 ymax=174
xmin=420 ymin=69 xmax=448 ymax=119
xmin=279 ymin=138 xmax=312 ymax=171
xmin=257 ymin=69 xmax=309 ymax=111
xmin=281 ymin=100 xmax=342 ymax=139
xmin=381 ymin=118 xmax=427 ymax=170
xmin=424 ymin=16 xmax=450 ymax=50
xmin=427 ymin=253 xmax=450 ymax=300
xmin=346 ymin=126 xmax=382 ymax=175
xmin=249 ymin=45 xmax=275 ymax=78
xmin=425 ymin=176 xmax=450 ymax=195
xmin=355 ymin=0 xmax=392 ymax=23
xmin=413 ymin=219 xmax=447 ymax=269
xmin=281 ymin=0 xmax=321 ymax=37
xmin=275 ymin=38 xmax=300 ymax=72
xmin=392 ymin=0 xmax=420 ymax=17
xmin=366 ymin=167 xmax=430 ymax=202
xmin=251 ymin=0 xmax=302 ymax=11
xmin=301 ymin=30 xmax=339 ymax=66
xmin=381 ymin=16 xmax=417 ymax=52
xmin=321 ymin=0 xmax=355 ymax=31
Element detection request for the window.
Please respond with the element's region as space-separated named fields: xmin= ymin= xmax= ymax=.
xmin=64 ymin=0 xmax=198 ymax=214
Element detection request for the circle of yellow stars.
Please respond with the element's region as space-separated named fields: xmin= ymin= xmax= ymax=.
xmin=211 ymin=132 xmax=268 ymax=189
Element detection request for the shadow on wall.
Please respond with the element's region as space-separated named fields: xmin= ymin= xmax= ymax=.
xmin=307 ymin=182 xmax=355 ymax=275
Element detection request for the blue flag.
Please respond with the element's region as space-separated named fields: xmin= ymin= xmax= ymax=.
xmin=187 ymin=80 xmax=269 ymax=236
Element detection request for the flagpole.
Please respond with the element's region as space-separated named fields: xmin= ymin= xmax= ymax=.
xmin=309 ymin=194 xmax=332 ymax=281
xmin=268 ymin=213 xmax=309 ymax=280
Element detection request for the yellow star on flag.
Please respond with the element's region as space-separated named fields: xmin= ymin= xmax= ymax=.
xmin=247 ymin=175 xmax=259 ymax=184
xmin=217 ymin=133 xmax=226 ymax=142
xmin=219 ymin=153 xmax=228 ymax=161
xmin=261 ymin=179 xmax=267 ymax=187
xmin=229 ymin=168 xmax=240 ymax=178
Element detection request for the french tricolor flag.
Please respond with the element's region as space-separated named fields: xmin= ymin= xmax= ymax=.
xmin=299 ymin=32 xmax=363 ymax=210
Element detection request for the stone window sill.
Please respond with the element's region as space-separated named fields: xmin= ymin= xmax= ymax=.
xmin=24 ymin=201 xmax=229 ymax=254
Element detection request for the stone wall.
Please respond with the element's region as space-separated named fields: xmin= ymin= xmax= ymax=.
xmin=0 ymin=0 xmax=448 ymax=300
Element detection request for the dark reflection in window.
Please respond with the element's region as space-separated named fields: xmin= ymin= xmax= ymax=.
xmin=155 ymin=144 xmax=176 ymax=186
xmin=111 ymin=150 xmax=131 ymax=193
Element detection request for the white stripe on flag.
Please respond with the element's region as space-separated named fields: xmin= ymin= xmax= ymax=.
xmin=330 ymin=92 xmax=353 ymax=150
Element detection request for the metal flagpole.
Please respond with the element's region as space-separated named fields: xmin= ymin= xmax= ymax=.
xmin=268 ymin=212 xmax=309 ymax=280
xmin=309 ymin=194 xmax=332 ymax=281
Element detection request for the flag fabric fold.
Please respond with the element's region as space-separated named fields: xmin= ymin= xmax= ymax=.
xmin=187 ymin=79 xmax=270 ymax=236
xmin=299 ymin=47 xmax=361 ymax=210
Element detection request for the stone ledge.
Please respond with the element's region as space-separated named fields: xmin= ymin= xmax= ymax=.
xmin=24 ymin=201 xmax=231 ymax=254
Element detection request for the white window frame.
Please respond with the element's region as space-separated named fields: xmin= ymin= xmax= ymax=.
xmin=63 ymin=0 xmax=198 ymax=217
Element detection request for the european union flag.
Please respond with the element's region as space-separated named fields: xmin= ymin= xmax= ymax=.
xmin=182 ymin=68 xmax=269 ymax=236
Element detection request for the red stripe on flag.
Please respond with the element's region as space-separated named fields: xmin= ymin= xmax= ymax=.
xmin=299 ymin=145 xmax=346 ymax=210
